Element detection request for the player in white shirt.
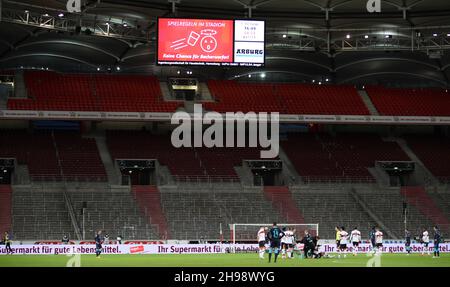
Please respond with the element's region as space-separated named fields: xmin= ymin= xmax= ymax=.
xmin=374 ymin=227 xmax=383 ymax=256
xmin=338 ymin=226 xmax=349 ymax=258
xmin=257 ymin=226 xmax=267 ymax=259
xmin=280 ymin=227 xmax=288 ymax=259
xmin=421 ymin=229 xmax=431 ymax=256
xmin=282 ymin=228 xmax=295 ymax=259
xmin=350 ymin=227 xmax=361 ymax=256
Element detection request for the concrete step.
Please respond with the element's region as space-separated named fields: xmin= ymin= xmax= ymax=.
xmin=94 ymin=136 xmax=120 ymax=185
xmin=198 ymin=82 xmax=213 ymax=101
xmin=394 ymin=137 xmax=439 ymax=185
xmin=358 ymin=89 xmax=379 ymax=116
xmin=160 ymin=81 xmax=173 ymax=101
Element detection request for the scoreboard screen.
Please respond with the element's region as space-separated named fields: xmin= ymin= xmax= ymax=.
xmin=157 ymin=18 xmax=265 ymax=67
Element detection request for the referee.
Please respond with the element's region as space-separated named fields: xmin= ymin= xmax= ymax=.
xmin=433 ymin=226 xmax=442 ymax=258
xmin=3 ymin=231 xmax=13 ymax=255
xmin=95 ymin=230 xmax=103 ymax=258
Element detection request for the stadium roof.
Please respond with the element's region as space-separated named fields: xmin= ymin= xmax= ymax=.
xmin=0 ymin=0 xmax=449 ymax=86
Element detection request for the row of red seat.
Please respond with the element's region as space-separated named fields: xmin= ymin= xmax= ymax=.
xmin=7 ymin=72 xmax=450 ymax=116
xmin=404 ymin=135 xmax=450 ymax=182
xmin=2 ymin=129 xmax=450 ymax=182
xmin=366 ymin=86 xmax=450 ymax=116
xmin=8 ymin=71 xmax=183 ymax=113
xmin=0 ymin=130 xmax=107 ymax=181
xmin=205 ymin=80 xmax=371 ymax=115
xmin=281 ymin=133 xmax=410 ymax=182
xmin=106 ymin=131 xmax=265 ymax=180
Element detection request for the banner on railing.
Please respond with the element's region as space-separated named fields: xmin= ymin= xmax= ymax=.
xmin=1 ymin=243 xmax=449 ymax=255
xmin=1 ymin=109 xmax=450 ymax=125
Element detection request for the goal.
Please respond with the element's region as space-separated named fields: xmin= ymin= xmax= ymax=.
xmin=230 ymin=223 xmax=319 ymax=245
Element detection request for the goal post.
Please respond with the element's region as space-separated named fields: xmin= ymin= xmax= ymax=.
xmin=230 ymin=223 xmax=319 ymax=248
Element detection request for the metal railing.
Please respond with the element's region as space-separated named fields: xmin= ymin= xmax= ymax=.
xmin=172 ymin=175 xmax=241 ymax=184
xmin=299 ymin=176 xmax=376 ymax=185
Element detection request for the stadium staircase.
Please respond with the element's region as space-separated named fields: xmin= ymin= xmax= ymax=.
xmin=357 ymin=90 xmax=379 ymax=115
xmin=0 ymin=185 xmax=12 ymax=234
xmin=132 ymin=185 xmax=170 ymax=239
xmin=263 ymin=186 xmax=304 ymax=223
xmin=94 ymin=135 xmax=120 ymax=185
xmin=395 ymin=138 xmax=439 ymax=185
xmin=400 ymin=186 xmax=450 ymax=231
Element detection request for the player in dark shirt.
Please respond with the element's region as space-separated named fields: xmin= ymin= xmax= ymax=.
xmin=266 ymin=222 xmax=285 ymax=263
xmin=405 ymin=229 xmax=412 ymax=255
xmin=369 ymin=227 xmax=376 ymax=252
xmin=62 ymin=234 xmax=69 ymax=245
xmin=95 ymin=230 xmax=103 ymax=258
xmin=3 ymin=232 xmax=13 ymax=255
xmin=301 ymin=230 xmax=315 ymax=259
xmin=433 ymin=226 xmax=442 ymax=258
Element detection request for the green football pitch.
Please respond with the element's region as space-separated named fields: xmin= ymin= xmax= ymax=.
xmin=0 ymin=253 xmax=449 ymax=267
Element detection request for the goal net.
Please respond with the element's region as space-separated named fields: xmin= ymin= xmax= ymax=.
xmin=230 ymin=223 xmax=319 ymax=251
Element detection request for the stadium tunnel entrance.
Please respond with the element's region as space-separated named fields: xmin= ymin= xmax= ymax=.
xmin=248 ymin=160 xmax=283 ymax=186
xmin=0 ymin=159 xmax=14 ymax=185
xmin=117 ymin=160 xmax=156 ymax=185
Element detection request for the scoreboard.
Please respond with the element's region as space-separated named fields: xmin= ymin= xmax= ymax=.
xmin=157 ymin=18 xmax=265 ymax=67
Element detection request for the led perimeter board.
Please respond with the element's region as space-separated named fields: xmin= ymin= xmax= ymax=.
xmin=157 ymin=18 xmax=265 ymax=67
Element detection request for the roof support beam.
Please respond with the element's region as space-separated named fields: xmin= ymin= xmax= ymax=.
xmin=233 ymin=0 xmax=278 ymax=18
xmin=168 ymin=0 xmax=180 ymax=15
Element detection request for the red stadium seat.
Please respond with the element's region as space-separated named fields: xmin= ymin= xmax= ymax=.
xmin=366 ymin=86 xmax=450 ymax=116
xmin=7 ymin=71 xmax=183 ymax=113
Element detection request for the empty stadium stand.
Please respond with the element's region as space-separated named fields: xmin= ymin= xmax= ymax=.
xmin=106 ymin=131 xmax=205 ymax=178
xmin=160 ymin=188 xmax=283 ymax=241
xmin=7 ymin=71 xmax=183 ymax=112
xmin=404 ymin=135 xmax=450 ymax=182
xmin=429 ymin=193 xmax=450 ymax=220
xmin=356 ymin=189 xmax=435 ymax=238
xmin=131 ymin=185 xmax=169 ymax=239
xmin=205 ymin=80 xmax=283 ymax=113
xmin=0 ymin=185 xmax=12 ymax=234
xmin=281 ymin=133 xmax=410 ymax=182
xmin=263 ymin=186 xmax=304 ymax=223
xmin=279 ymin=83 xmax=370 ymax=115
xmin=12 ymin=191 xmax=73 ymax=239
xmin=69 ymin=189 xmax=159 ymax=240
xmin=291 ymin=189 xmax=376 ymax=239
xmin=400 ymin=187 xmax=450 ymax=233
xmin=195 ymin=147 xmax=262 ymax=180
xmin=54 ymin=132 xmax=107 ymax=181
xmin=0 ymin=130 xmax=61 ymax=180
xmin=205 ymin=80 xmax=370 ymax=115
xmin=107 ymin=131 xmax=266 ymax=181
xmin=366 ymin=86 xmax=450 ymax=116
xmin=0 ymin=130 xmax=106 ymax=181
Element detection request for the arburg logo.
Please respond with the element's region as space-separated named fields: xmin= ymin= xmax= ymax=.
xmin=236 ymin=49 xmax=264 ymax=55
xmin=66 ymin=0 xmax=81 ymax=13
